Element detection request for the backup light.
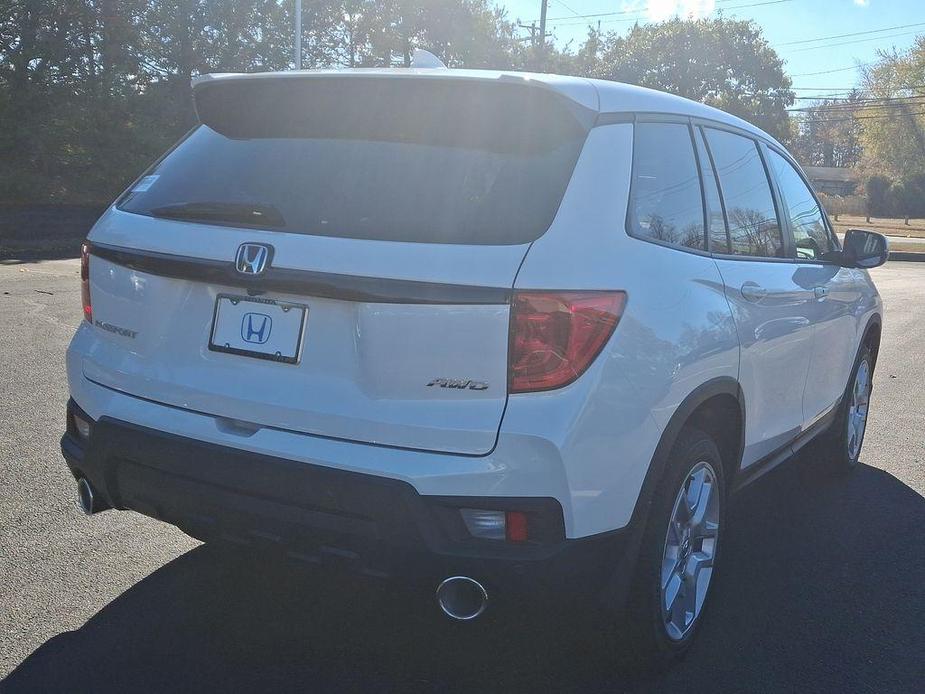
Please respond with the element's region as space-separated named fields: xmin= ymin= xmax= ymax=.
xmin=460 ymin=509 xmax=506 ymax=540
xmin=72 ymin=412 xmax=92 ymax=440
xmin=460 ymin=509 xmax=530 ymax=543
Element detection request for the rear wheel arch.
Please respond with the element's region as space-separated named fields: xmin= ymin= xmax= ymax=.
xmin=631 ymin=378 xmax=744 ymax=530
xmin=602 ymin=378 xmax=743 ymax=616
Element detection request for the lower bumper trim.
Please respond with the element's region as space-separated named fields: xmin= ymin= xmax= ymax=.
xmin=60 ymin=399 xmax=633 ymax=600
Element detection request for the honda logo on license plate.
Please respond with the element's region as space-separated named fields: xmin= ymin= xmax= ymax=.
xmin=241 ymin=312 xmax=272 ymax=344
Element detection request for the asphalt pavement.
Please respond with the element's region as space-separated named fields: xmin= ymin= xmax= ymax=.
xmin=1 ymin=258 xmax=923 ymax=693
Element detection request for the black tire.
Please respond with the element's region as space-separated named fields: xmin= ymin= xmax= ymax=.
xmin=622 ymin=427 xmax=727 ymax=669
xmin=821 ymin=342 xmax=875 ymax=473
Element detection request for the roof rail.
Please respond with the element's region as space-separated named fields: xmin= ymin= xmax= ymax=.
xmin=411 ymin=49 xmax=447 ymax=69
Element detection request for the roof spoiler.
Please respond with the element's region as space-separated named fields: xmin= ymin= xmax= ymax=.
xmin=190 ymin=72 xmax=600 ymax=137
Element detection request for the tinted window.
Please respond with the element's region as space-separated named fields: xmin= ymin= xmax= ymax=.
xmin=768 ymin=150 xmax=836 ymax=260
xmin=693 ymin=127 xmax=730 ymax=254
xmin=628 ymin=122 xmax=705 ymax=251
xmin=118 ymin=79 xmax=589 ymax=245
xmin=705 ymin=129 xmax=784 ymax=258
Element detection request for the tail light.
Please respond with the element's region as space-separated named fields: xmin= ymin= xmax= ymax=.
xmin=509 ymin=291 xmax=626 ymax=394
xmin=80 ymin=241 xmax=92 ymax=323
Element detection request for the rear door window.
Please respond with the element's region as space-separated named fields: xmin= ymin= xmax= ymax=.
xmin=627 ymin=122 xmax=706 ymax=251
xmin=118 ymin=79 xmax=591 ymax=246
xmin=704 ymin=128 xmax=784 ymax=258
xmin=767 ymin=149 xmax=836 ymax=260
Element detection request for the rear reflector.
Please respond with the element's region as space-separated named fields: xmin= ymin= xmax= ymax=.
xmin=80 ymin=241 xmax=92 ymax=323
xmin=509 ymin=291 xmax=626 ymax=393
xmin=505 ymin=511 xmax=529 ymax=543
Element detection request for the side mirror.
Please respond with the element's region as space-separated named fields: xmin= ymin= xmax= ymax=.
xmin=841 ymin=229 xmax=889 ymax=269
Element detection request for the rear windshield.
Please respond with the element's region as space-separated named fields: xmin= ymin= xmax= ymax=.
xmin=118 ymin=77 xmax=591 ymax=245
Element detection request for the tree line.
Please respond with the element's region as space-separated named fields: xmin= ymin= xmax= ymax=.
xmin=3 ymin=2 xmax=797 ymax=205
xmin=791 ymin=37 xmax=925 ymax=221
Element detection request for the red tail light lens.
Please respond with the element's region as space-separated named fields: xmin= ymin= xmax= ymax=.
xmin=509 ymin=291 xmax=626 ymax=393
xmin=80 ymin=241 xmax=92 ymax=323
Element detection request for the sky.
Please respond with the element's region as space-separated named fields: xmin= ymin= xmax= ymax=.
xmin=498 ymin=0 xmax=925 ymax=97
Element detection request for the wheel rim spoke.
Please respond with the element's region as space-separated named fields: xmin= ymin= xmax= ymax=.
xmin=690 ymin=481 xmax=713 ymax=535
xmin=678 ymin=575 xmax=697 ymax=628
xmin=664 ymin=572 xmax=683 ymax=611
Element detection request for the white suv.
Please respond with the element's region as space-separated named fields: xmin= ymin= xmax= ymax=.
xmin=61 ymin=69 xmax=887 ymax=663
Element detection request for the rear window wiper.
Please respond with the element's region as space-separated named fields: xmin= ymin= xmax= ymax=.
xmin=149 ymin=201 xmax=285 ymax=228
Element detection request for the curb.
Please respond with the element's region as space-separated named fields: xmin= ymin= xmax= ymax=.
xmin=888 ymin=251 xmax=925 ymax=262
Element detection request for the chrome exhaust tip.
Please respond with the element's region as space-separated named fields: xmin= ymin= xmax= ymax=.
xmin=436 ymin=576 xmax=488 ymax=621
xmin=76 ymin=477 xmax=97 ymax=516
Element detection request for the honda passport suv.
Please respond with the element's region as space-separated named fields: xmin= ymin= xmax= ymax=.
xmin=61 ymin=67 xmax=887 ymax=663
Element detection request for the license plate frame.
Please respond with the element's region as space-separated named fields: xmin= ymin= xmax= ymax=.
xmin=208 ymin=294 xmax=308 ymax=365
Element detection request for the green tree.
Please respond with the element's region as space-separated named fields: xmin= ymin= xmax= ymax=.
xmin=353 ymin=0 xmax=520 ymax=69
xmin=588 ymin=18 xmax=794 ymax=142
xmin=0 ymin=1 xmax=119 ymax=200
xmin=865 ymin=175 xmax=891 ymax=217
xmin=136 ymin=1 xmax=294 ymax=125
xmin=858 ymin=37 xmax=925 ymax=181
xmin=792 ymin=95 xmax=863 ymax=168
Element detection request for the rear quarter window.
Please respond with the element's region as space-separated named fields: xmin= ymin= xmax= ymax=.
xmin=627 ymin=122 xmax=706 ymax=252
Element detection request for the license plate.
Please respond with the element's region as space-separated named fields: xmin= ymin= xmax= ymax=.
xmin=209 ymin=294 xmax=307 ymax=364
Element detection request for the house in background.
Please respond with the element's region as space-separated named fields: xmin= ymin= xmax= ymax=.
xmin=803 ymin=166 xmax=859 ymax=196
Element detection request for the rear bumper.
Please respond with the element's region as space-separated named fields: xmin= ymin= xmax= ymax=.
xmin=62 ymin=400 xmax=635 ymax=604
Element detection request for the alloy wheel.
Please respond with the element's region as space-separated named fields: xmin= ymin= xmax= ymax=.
xmin=847 ymin=358 xmax=871 ymax=461
xmin=660 ymin=461 xmax=720 ymax=641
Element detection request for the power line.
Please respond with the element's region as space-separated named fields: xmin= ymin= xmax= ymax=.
xmin=792 ymin=90 xmax=925 ymax=101
xmin=542 ymin=0 xmax=793 ymax=27
xmin=525 ymin=2 xmax=925 ymax=96
xmin=787 ymin=96 xmax=925 ymax=112
xmin=545 ymin=8 xmax=923 ymax=58
xmin=792 ymin=95 xmax=856 ymax=100
xmin=537 ymin=0 xmax=777 ymax=23
xmin=777 ymin=21 xmax=925 ymax=46
xmin=796 ymin=109 xmax=925 ymax=125
xmin=792 ymin=61 xmax=876 ymax=77
xmin=788 ymin=30 xmax=925 ymax=54
xmin=548 ymin=0 xmax=582 ymax=19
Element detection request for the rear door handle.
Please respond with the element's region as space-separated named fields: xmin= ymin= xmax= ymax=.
xmin=814 ymin=286 xmax=829 ymax=299
xmin=741 ymin=282 xmax=767 ymax=303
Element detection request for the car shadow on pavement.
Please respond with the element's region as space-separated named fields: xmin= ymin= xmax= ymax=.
xmin=4 ymin=452 xmax=924 ymax=694
xmin=0 ymin=250 xmax=81 ymax=265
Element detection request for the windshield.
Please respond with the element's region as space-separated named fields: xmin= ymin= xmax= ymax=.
xmin=118 ymin=78 xmax=591 ymax=245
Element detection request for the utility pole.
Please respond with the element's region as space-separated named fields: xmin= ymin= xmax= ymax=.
xmin=516 ymin=2 xmax=551 ymax=65
xmin=538 ymin=0 xmax=548 ymax=64
xmin=516 ymin=21 xmax=538 ymax=47
xmin=294 ymin=0 xmax=302 ymax=69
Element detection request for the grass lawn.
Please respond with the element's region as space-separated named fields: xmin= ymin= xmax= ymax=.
xmin=829 ymin=216 xmax=925 ymax=253
xmin=831 ymin=215 xmax=925 ymax=238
